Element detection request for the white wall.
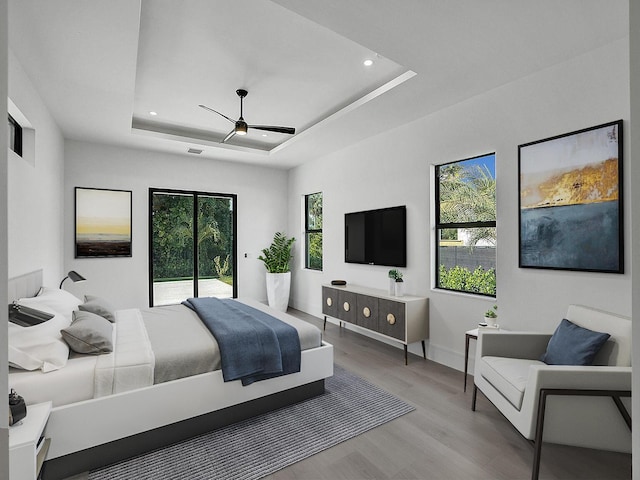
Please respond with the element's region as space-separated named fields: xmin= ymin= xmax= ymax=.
xmin=63 ymin=140 xmax=288 ymax=309
xmin=289 ymin=38 xmax=631 ymax=370
xmin=629 ymin=2 xmax=639 ymax=477
xmin=7 ymin=49 xmax=65 ymax=286
xmin=1 ymin=0 xmax=10 ymax=475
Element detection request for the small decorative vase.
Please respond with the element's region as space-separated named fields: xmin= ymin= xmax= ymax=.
xmin=389 ymin=278 xmax=395 ymax=296
xmin=395 ymin=280 xmax=404 ymax=297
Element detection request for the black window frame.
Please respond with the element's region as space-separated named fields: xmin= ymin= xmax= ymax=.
xmin=304 ymin=192 xmax=323 ymax=271
xmin=148 ymin=188 xmax=238 ymax=307
xmin=434 ymin=153 xmax=496 ymax=297
xmin=8 ymin=114 xmax=23 ymax=157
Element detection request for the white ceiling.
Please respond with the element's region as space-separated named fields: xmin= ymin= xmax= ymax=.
xmin=8 ymin=0 xmax=628 ymax=169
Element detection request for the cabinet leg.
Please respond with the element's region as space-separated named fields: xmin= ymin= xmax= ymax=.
xmin=421 ymin=340 xmax=426 ymax=360
xmin=404 ymin=345 xmax=408 ymax=365
xmin=323 ymin=315 xmax=327 ymax=331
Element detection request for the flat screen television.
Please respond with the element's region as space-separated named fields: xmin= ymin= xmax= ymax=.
xmin=345 ymin=205 xmax=406 ymax=267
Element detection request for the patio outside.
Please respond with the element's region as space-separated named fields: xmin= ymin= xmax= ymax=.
xmin=153 ymin=278 xmax=233 ymax=306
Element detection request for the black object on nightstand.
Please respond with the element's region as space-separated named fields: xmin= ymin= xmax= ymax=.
xmin=8 ymin=303 xmax=54 ymax=327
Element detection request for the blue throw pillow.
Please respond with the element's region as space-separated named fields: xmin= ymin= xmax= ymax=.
xmin=540 ymin=318 xmax=610 ymax=366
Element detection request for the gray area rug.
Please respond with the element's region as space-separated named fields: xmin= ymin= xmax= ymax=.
xmin=89 ymin=365 xmax=414 ymax=480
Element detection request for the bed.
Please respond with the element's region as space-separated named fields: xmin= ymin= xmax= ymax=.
xmin=7 ymin=270 xmax=334 ymax=479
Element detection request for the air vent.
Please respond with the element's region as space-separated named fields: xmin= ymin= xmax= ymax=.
xmin=188 ymin=148 xmax=203 ymax=155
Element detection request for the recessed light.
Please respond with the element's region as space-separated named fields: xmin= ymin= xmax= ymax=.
xmin=149 ymin=111 xmax=158 ymax=116
xmin=363 ymin=59 xmax=373 ymax=67
xmin=262 ymin=134 xmax=268 ymax=137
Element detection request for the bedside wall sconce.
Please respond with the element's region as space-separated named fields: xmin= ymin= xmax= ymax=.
xmin=59 ymin=270 xmax=86 ymax=289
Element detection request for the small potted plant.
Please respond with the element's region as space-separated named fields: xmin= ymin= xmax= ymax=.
xmin=388 ymin=269 xmax=400 ymax=295
xmin=388 ymin=269 xmax=404 ymax=297
xmin=394 ymin=271 xmax=404 ymax=297
xmin=484 ymin=304 xmax=498 ymax=327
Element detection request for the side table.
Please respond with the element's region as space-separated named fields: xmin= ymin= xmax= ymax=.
xmin=464 ymin=327 xmax=505 ymax=391
xmin=9 ymin=401 xmax=52 ymax=480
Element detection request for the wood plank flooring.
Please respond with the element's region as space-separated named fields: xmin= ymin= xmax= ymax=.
xmin=268 ymin=310 xmax=631 ymax=480
xmin=63 ymin=308 xmax=631 ymax=480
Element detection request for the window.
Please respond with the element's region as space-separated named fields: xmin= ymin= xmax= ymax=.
xmin=8 ymin=114 xmax=22 ymax=156
xmin=149 ymin=189 xmax=237 ymax=306
xmin=304 ymin=192 xmax=323 ymax=270
xmin=435 ymin=153 xmax=496 ymax=296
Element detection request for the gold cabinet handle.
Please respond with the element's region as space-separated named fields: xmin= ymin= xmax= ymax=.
xmin=326 ymin=297 xmax=333 ymax=307
xmin=387 ymin=313 xmax=396 ymax=325
xmin=343 ymin=302 xmax=350 ymax=312
xmin=362 ymin=307 xmax=371 ymax=318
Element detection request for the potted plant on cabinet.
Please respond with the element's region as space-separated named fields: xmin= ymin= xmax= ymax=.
xmin=258 ymin=232 xmax=296 ymax=312
xmin=388 ymin=269 xmax=404 ymax=296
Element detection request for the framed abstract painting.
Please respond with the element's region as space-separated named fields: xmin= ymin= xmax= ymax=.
xmin=518 ymin=120 xmax=623 ymax=273
xmin=75 ymin=187 xmax=132 ymax=258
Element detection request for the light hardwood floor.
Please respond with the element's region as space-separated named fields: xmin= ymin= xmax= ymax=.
xmin=63 ymin=308 xmax=631 ymax=480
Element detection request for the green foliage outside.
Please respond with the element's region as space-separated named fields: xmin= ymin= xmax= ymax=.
xmin=259 ymin=232 xmax=296 ymax=273
xmin=438 ymin=162 xmax=496 ymax=246
xmin=307 ymin=233 xmax=323 ymax=270
xmin=306 ymin=192 xmax=323 ymax=270
xmin=152 ymin=194 xmax=234 ymax=281
xmin=438 ymin=159 xmax=497 ymax=296
xmin=438 ymin=264 xmax=496 ymax=295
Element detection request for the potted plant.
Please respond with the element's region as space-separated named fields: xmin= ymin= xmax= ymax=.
xmin=388 ymin=269 xmax=399 ymax=295
xmin=388 ymin=269 xmax=404 ymax=297
xmin=484 ymin=304 xmax=498 ymax=327
xmin=258 ymin=232 xmax=296 ymax=312
xmin=394 ymin=271 xmax=404 ymax=297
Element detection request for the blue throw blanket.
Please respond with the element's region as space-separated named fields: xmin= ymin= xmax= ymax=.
xmin=182 ymin=298 xmax=301 ymax=386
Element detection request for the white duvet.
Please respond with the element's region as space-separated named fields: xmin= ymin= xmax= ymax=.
xmin=94 ymin=308 xmax=155 ymax=397
xmin=9 ymin=308 xmax=156 ymax=407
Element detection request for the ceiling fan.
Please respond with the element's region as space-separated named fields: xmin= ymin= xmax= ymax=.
xmin=199 ymin=89 xmax=296 ymax=144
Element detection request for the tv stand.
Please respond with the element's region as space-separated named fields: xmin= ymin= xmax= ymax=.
xmin=322 ymin=284 xmax=428 ymax=364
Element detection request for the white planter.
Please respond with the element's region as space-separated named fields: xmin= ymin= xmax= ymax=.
xmin=266 ymin=272 xmax=291 ymax=312
xmin=394 ymin=281 xmax=404 ymax=297
xmin=389 ymin=278 xmax=395 ymax=296
xmin=484 ymin=316 xmax=497 ymax=327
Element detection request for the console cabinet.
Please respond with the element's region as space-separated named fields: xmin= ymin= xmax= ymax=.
xmin=322 ymin=284 xmax=428 ymax=364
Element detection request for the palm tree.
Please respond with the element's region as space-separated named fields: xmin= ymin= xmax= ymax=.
xmin=439 ymin=164 xmax=496 ymax=246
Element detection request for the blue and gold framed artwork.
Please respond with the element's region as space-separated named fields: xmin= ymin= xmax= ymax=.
xmin=518 ymin=120 xmax=623 ymax=273
xmin=75 ymin=187 xmax=132 ymax=258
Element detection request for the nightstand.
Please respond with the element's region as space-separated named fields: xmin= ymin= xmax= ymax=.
xmin=9 ymin=401 xmax=52 ymax=480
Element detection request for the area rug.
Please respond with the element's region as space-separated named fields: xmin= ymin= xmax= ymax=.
xmin=89 ymin=365 xmax=414 ymax=480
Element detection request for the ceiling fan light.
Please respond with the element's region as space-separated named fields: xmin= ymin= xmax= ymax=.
xmin=236 ymin=123 xmax=248 ymax=135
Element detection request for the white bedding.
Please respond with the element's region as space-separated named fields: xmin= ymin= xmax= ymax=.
xmin=9 ymin=298 xmax=322 ymax=408
xmin=94 ymin=308 xmax=155 ymax=397
xmin=9 ymin=355 xmax=97 ymax=407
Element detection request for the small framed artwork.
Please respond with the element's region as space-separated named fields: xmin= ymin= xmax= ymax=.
xmin=518 ymin=120 xmax=623 ymax=273
xmin=75 ymin=187 xmax=132 ymax=258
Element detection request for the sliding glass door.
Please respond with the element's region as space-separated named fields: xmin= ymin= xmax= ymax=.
xmin=149 ymin=189 xmax=237 ymax=306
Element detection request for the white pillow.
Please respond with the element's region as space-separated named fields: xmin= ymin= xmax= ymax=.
xmin=17 ymin=287 xmax=83 ymax=319
xmin=8 ymin=313 xmax=71 ymax=372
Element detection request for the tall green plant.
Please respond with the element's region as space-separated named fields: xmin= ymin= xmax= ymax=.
xmin=258 ymin=232 xmax=296 ymax=273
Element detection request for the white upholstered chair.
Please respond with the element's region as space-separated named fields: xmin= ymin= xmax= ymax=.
xmin=472 ymin=304 xmax=631 ymax=480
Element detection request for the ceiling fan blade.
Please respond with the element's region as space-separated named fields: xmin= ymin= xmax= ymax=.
xmin=199 ymin=104 xmax=235 ymax=124
xmin=248 ymin=125 xmax=296 ymax=135
xmin=221 ymin=128 xmax=236 ymax=144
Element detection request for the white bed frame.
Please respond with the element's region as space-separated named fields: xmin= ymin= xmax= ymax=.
xmin=9 ymin=270 xmax=334 ymax=479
